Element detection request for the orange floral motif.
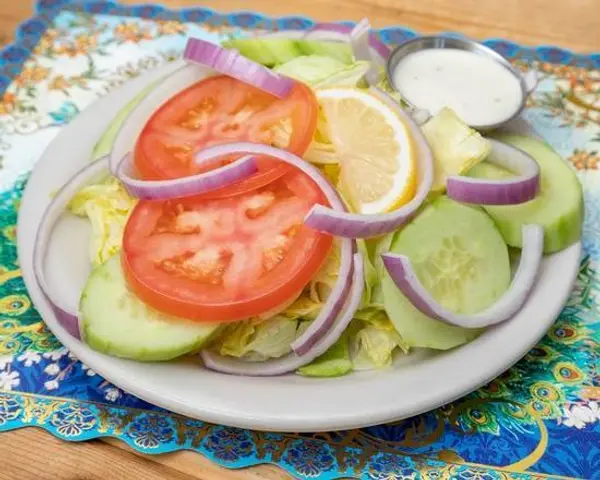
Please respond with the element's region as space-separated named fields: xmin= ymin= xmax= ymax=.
xmin=55 ymin=33 xmax=98 ymax=57
xmin=202 ymin=23 xmax=238 ymax=35
xmin=0 ymin=93 xmax=16 ymax=115
xmin=520 ymin=61 xmax=600 ymax=128
xmin=114 ymin=22 xmax=153 ymax=43
xmin=49 ymin=74 xmax=88 ymax=93
xmin=33 ymin=29 xmax=60 ymax=55
xmin=69 ymin=76 xmax=88 ymax=88
xmin=48 ymin=75 xmax=70 ymax=92
xmin=156 ymin=20 xmax=186 ymax=36
xmin=14 ymin=65 xmax=50 ymax=87
xmin=569 ymin=149 xmax=599 ymax=170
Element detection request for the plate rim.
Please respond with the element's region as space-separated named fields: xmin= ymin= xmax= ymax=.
xmin=16 ymin=61 xmax=582 ymax=432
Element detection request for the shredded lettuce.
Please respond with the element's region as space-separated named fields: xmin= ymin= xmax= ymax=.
xmin=274 ymin=55 xmax=372 ymax=89
xmin=357 ymin=239 xmax=378 ymax=306
xmin=350 ymin=322 xmax=406 ymax=370
xmin=67 ymin=176 xmax=137 ymax=267
xmin=422 ymin=107 xmax=491 ymax=192
xmin=283 ymin=294 xmax=322 ymax=321
xmin=308 ymin=239 xmax=341 ymax=303
xmin=274 ymin=55 xmax=349 ymax=84
xmin=313 ymin=61 xmax=371 ymax=88
xmin=375 ymin=75 xmax=403 ymax=104
xmin=211 ymin=316 xmax=301 ymax=362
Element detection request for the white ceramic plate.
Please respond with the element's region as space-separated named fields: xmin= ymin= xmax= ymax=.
xmin=17 ymin=61 xmax=581 ymax=432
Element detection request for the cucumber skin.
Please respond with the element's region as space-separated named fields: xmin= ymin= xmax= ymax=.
xmin=476 ymin=134 xmax=584 ymax=254
xmin=80 ymin=256 xmax=220 ymax=362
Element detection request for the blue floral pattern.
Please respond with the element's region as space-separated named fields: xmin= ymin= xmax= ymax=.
xmin=126 ymin=414 xmax=175 ymax=449
xmin=283 ymin=439 xmax=337 ymax=477
xmin=204 ymin=426 xmax=254 ymax=462
xmin=0 ymin=1 xmax=598 ymax=479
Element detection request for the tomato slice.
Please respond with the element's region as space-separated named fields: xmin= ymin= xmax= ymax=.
xmin=134 ymin=75 xmax=318 ymax=199
xmin=121 ymin=171 xmax=332 ymax=322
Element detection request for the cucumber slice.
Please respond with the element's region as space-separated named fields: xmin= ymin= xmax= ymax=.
xmin=223 ymin=38 xmax=353 ymax=66
xmin=468 ymin=134 xmax=584 ymax=253
xmin=381 ymin=196 xmax=510 ymax=350
xmin=80 ymin=255 xmax=220 ymax=361
xmin=222 ymin=38 xmax=303 ymax=67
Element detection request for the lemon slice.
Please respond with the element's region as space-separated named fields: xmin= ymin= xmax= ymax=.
xmin=315 ymin=87 xmax=417 ymax=215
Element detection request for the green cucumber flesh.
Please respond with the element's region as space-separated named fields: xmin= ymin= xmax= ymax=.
xmin=468 ymin=134 xmax=583 ymax=253
xmin=381 ymin=196 xmax=511 ymax=350
xmin=223 ymin=37 xmax=353 ymax=66
xmin=80 ymin=255 xmax=220 ymax=361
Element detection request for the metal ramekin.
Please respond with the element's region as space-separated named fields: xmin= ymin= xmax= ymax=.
xmin=385 ymin=35 xmax=537 ymax=130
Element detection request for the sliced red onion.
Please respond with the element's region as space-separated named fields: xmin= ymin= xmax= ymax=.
xmin=200 ymin=253 xmax=364 ymax=376
xmin=193 ymin=142 xmax=346 ymax=211
xmin=447 ymin=139 xmax=540 ymax=205
xmin=304 ymin=21 xmax=391 ymax=65
xmin=349 ymin=19 xmax=372 ymax=62
xmin=114 ymin=152 xmax=258 ymax=200
xmin=349 ymin=19 xmax=381 ymax=85
xmin=291 ymin=237 xmax=354 ymax=356
xmin=304 ymin=87 xmax=435 ymax=238
xmin=381 ymin=224 xmax=544 ymax=329
xmin=52 ymin=305 xmax=82 ymax=340
xmin=184 ymin=37 xmax=294 ymax=98
xmin=33 ymin=157 xmax=110 ymax=340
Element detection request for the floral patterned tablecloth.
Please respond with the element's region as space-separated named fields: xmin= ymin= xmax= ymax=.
xmin=0 ymin=2 xmax=599 ymax=479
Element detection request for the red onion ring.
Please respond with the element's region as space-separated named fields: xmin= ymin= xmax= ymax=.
xmin=381 ymin=224 xmax=544 ymax=328
xmin=200 ymin=253 xmax=364 ymax=376
xmin=193 ymin=142 xmax=345 ymax=212
xmin=447 ymin=139 xmax=541 ymax=205
xmin=52 ymin=305 xmax=82 ymax=340
xmin=184 ymin=37 xmax=295 ymax=98
xmin=291 ymin=237 xmax=354 ymax=356
xmin=33 ymin=157 xmax=111 ymax=339
xmin=114 ymin=153 xmax=258 ymax=200
xmin=349 ymin=19 xmax=382 ymax=85
xmin=304 ymin=20 xmax=391 ymax=65
xmin=304 ymin=87 xmax=434 ymax=238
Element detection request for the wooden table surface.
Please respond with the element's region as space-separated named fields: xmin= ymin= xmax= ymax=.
xmin=0 ymin=1 xmax=598 ymax=479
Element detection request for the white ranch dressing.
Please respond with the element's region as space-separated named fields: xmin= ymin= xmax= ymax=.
xmin=391 ymin=48 xmax=523 ymax=127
